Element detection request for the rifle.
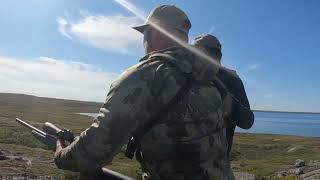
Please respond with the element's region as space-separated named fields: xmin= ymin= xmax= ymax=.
xmin=15 ymin=118 xmax=74 ymax=150
xmin=15 ymin=118 xmax=136 ymax=180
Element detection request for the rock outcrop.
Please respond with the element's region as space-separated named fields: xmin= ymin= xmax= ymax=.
xmin=275 ymin=159 xmax=320 ymax=180
xmin=234 ymin=172 xmax=256 ymax=180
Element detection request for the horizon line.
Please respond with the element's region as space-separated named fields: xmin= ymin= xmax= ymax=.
xmin=1 ymin=92 xmax=319 ymax=114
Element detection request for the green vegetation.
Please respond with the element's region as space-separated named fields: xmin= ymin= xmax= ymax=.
xmin=231 ymin=133 xmax=320 ymax=179
xmin=0 ymin=93 xmax=101 ymax=149
xmin=0 ymin=143 xmax=141 ymax=179
xmin=1 ymin=93 xmax=320 ymax=179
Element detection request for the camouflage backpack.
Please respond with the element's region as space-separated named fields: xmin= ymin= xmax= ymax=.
xmin=126 ymin=47 xmax=233 ymax=179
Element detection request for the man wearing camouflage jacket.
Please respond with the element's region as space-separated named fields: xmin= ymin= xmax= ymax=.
xmin=54 ymin=5 xmax=234 ymax=180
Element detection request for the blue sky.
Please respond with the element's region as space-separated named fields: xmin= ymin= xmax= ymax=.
xmin=0 ymin=0 xmax=319 ymax=112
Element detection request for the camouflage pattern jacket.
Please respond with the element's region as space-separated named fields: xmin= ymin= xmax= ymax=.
xmin=54 ymin=46 xmax=235 ymax=180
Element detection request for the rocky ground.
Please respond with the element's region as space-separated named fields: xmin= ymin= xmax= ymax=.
xmin=232 ymin=159 xmax=320 ymax=180
xmin=274 ymin=159 xmax=320 ymax=180
xmin=0 ymin=148 xmax=256 ymax=180
xmin=0 ymin=150 xmax=57 ymax=180
xmin=234 ymin=172 xmax=256 ymax=180
xmin=0 ymin=148 xmax=254 ymax=180
xmin=3 ymin=147 xmax=320 ymax=180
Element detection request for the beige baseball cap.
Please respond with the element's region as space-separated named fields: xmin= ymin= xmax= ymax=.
xmin=193 ymin=34 xmax=222 ymax=51
xmin=132 ymin=5 xmax=191 ymax=36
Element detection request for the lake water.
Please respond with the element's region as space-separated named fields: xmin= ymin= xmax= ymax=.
xmin=237 ymin=111 xmax=320 ymax=137
xmin=78 ymin=111 xmax=320 ymax=137
xmin=77 ymin=113 xmax=99 ymax=118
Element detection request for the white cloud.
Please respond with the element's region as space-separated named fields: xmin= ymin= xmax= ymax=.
xmin=248 ymin=63 xmax=261 ymax=71
xmin=58 ymin=14 xmax=143 ymax=54
xmin=57 ymin=18 xmax=72 ymax=39
xmin=0 ymin=56 xmax=118 ymax=102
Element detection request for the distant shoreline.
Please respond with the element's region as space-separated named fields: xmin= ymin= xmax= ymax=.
xmin=253 ymin=110 xmax=320 ymax=115
xmin=2 ymin=93 xmax=320 ymax=114
xmin=78 ymin=110 xmax=320 ymax=116
xmin=234 ymin=132 xmax=320 ymax=138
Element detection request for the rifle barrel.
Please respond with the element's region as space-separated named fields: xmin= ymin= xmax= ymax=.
xmin=15 ymin=118 xmax=47 ymax=136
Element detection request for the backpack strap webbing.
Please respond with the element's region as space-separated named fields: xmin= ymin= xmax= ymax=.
xmin=125 ymin=77 xmax=193 ymax=159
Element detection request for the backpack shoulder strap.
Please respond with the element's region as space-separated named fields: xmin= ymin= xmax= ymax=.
xmin=125 ymin=77 xmax=193 ymax=159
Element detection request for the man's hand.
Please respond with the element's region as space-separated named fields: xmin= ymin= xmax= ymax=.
xmin=223 ymin=94 xmax=233 ymax=120
xmin=55 ymin=140 xmax=65 ymax=157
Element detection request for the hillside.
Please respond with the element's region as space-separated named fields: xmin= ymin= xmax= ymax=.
xmin=1 ymin=93 xmax=320 ymax=179
xmin=0 ymin=93 xmax=102 ymax=133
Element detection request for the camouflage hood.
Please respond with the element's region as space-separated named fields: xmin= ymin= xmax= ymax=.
xmin=140 ymin=46 xmax=220 ymax=82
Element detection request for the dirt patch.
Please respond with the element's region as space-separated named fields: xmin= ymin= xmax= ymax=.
xmin=0 ymin=150 xmax=57 ymax=180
